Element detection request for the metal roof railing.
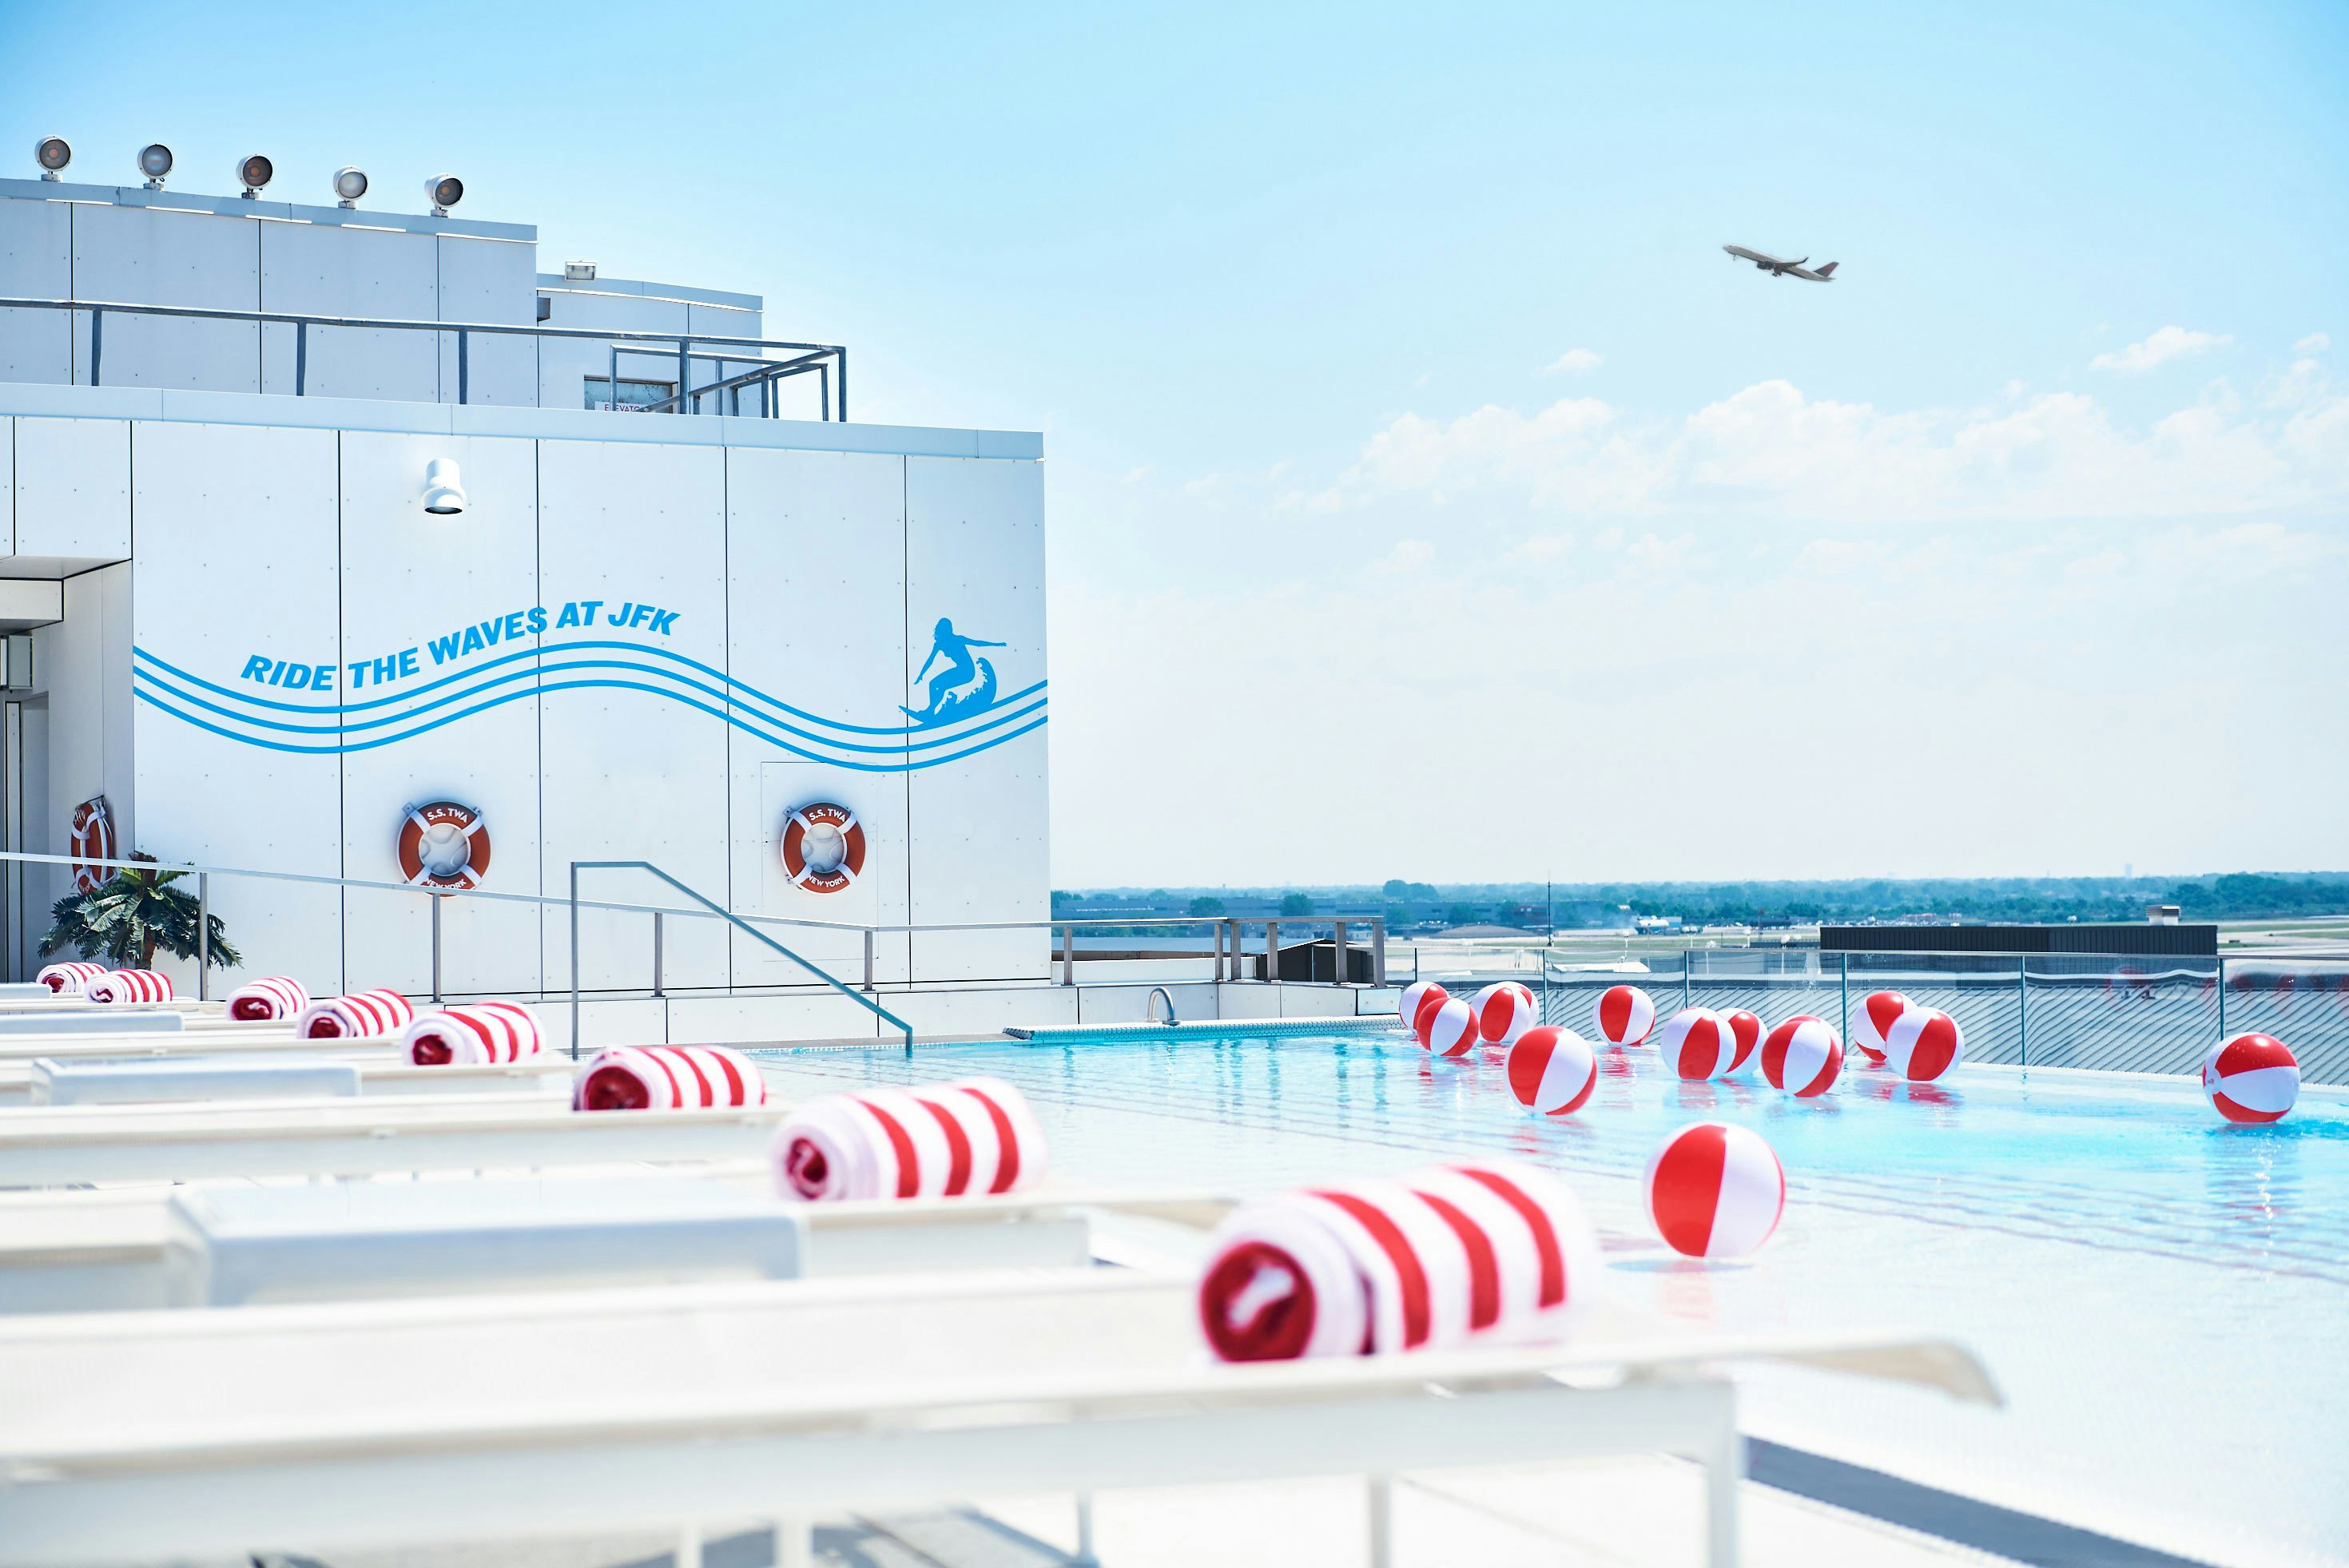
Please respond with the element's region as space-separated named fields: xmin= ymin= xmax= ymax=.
xmin=0 ymin=851 xmax=1385 ymax=1014
xmin=0 ymin=296 xmax=849 ymax=420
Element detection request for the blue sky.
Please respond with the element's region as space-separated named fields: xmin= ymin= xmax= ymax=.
xmin=6 ymin=2 xmax=2347 ymax=884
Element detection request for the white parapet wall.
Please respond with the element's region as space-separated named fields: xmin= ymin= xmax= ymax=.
xmin=0 ymin=383 xmax=1050 ymax=999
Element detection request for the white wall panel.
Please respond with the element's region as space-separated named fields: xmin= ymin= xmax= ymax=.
xmin=14 ymin=417 xmax=129 ymax=562
xmin=258 ymin=222 xmax=438 ymax=402
xmin=0 ymin=197 xmax=71 ymax=385
xmin=127 ymin=422 xmax=344 ymax=997
xmin=436 ymin=238 xmax=537 ymax=407
xmin=534 ymin=292 xmax=689 ymax=411
xmin=97 ymin=562 xmax=133 ymax=857
xmin=23 ymin=563 xmax=134 ymax=967
xmin=1 ymin=419 xmax=11 ymax=554
xmin=725 ymin=447 xmax=911 ymax=986
xmin=36 ymin=570 xmax=111 ymax=879
xmin=337 ymin=431 xmax=541 ymax=996
xmin=70 ymin=205 xmax=259 ymax=391
xmin=535 ymin=439 xmax=730 ymax=994
xmin=904 ymin=456 xmax=1049 ymax=982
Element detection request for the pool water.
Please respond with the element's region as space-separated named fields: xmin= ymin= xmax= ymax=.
xmin=757 ymin=1031 xmax=2349 ymax=1568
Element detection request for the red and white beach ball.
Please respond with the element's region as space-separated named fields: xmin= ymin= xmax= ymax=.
xmin=1425 ymin=997 xmax=1480 ymax=1058
xmin=1760 ymin=1016 xmax=1844 ymax=1097
xmin=1723 ymin=1009 xmax=1763 ymax=1074
xmin=1644 ymin=1122 xmax=1785 ymax=1259
xmin=1411 ymin=988 xmax=1453 ymax=1048
xmin=2201 ymin=1034 xmax=2299 ymax=1124
xmin=1505 ymin=1026 xmax=1598 ymax=1116
xmin=1657 ymin=1007 xmax=1737 ymax=1082
xmin=1398 ymin=982 xmax=1446 ymax=1034
xmin=1473 ymin=982 xmax=1540 ymax=1046
xmin=1594 ymin=984 xmax=1656 ymax=1047
xmin=1852 ymin=990 xmax=1910 ymax=1064
xmin=1882 ymin=1006 xmax=1964 ymax=1082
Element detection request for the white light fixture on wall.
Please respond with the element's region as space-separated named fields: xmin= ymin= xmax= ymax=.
xmin=425 ymin=173 xmax=463 ymax=216
xmin=332 ymin=165 xmax=369 ymax=208
xmin=421 ymin=458 xmax=467 ymax=517
xmin=34 ymin=136 xmax=70 ymax=181
xmin=234 ymin=153 xmax=273 ymax=197
xmin=136 ymin=142 xmax=173 ymax=189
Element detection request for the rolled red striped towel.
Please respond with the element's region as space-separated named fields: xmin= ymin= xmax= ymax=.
xmin=35 ymin=962 xmax=107 ymax=996
xmin=574 ymin=1045 xmax=767 ymax=1111
xmin=402 ymin=1001 xmax=546 ymax=1066
xmin=295 ymin=989 xmax=415 ymax=1039
xmin=83 ymin=969 xmax=173 ymax=1004
xmin=1197 ymin=1158 xmax=1603 ymax=1363
xmin=771 ymin=1077 xmax=1046 ymax=1201
xmin=226 ymin=975 xmax=310 ymax=1022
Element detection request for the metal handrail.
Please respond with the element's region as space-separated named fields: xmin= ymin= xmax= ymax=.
xmin=0 ymin=295 xmax=848 ymax=419
xmin=2 ymin=848 xmax=1389 ymax=1002
xmin=570 ymin=860 xmax=912 ymax=1058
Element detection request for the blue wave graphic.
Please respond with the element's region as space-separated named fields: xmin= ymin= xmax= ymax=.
xmin=133 ymin=643 xmax=1047 ymax=770
xmin=132 ymin=643 xmax=1040 ymax=743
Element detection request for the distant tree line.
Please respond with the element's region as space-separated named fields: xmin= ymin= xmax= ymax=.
xmin=1048 ymin=872 xmax=2349 ymax=931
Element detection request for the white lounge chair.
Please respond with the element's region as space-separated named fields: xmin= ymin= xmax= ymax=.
xmin=0 ymin=1267 xmax=1997 ymax=1568
xmin=0 ymin=1181 xmax=1208 ymax=1314
xmin=0 ymin=1053 xmax=575 ymax=1105
xmin=30 ymin=1055 xmax=362 ymax=1104
xmin=0 ymin=1028 xmax=363 ymax=1066
xmin=0 ymin=1010 xmax=184 ymax=1038
xmin=0 ymin=1094 xmax=786 ymax=1185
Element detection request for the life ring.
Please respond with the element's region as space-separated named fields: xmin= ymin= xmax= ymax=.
xmin=397 ymin=800 xmax=491 ymax=891
xmin=68 ymin=797 xmax=115 ymax=893
xmin=781 ymin=802 xmax=864 ymax=894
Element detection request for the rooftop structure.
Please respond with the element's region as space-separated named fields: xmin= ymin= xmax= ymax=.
xmin=0 ymin=160 xmax=1047 ymax=1030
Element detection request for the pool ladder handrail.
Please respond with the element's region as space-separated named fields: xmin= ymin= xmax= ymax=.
xmin=1145 ymin=986 xmax=1178 ymax=1026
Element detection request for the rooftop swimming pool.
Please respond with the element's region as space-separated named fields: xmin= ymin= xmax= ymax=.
xmin=758 ymin=1027 xmax=2349 ymax=1568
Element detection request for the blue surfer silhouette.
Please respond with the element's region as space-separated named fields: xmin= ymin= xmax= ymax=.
xmin=906 ymin=617 xmax=1006 ymax=725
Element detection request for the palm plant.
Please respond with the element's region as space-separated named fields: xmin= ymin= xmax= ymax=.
xmin=40 ymin=853 xmax=240 ymax=971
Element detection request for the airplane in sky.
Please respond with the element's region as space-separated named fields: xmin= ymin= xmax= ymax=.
xmin=1723 ymin=245 xmax=1839 ymax=281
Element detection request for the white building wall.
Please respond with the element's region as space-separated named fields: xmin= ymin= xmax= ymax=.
xmin=724 ymin=446 xmax=914 ymax=987
xmin=14 ymin=416 xmax=129 ymax=570
xmin=69 ymin=205 xmax=261 ymax=392
xmin=0 ymin=183 xmax=731 ymax=419
xmin=536 ymin=439 xmax=731 ymax=994
xmin=30 ymin=562 xmax=133 ymax=931
xmin=256 ymin=222 xmax=439 ymax=402
xmin=437 ymin=237 xmax=539 ymax=408
xmin=127 ymin=421 xmax=344 ymax=997
xmin=533 ymin=281 xmax=768 ymax=416
xmin=0 ymin=198 xmax=72 ymax=385
xmin=0 ymin=392 xmax=1047 ymax=999
xmin=904 ymin=455 xmax=1051 ymax=982
xmin=336 ymin=431 xmax=545 ymax=998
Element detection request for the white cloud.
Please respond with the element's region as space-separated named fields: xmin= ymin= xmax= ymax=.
xmin=2090 ymin=326 xmax=2232 ymax=374
xmin=2268 ymin=358 xmax=2328 ymax=410
xmin=1372 ymin=538 xmax=1435 ymax=574
xmin=1504 ymin=533 xmax=1572 ymax=562
xmin=2296 ymin=332 xmax=2330 ymax=354
xmin=1048 ymin=518 xmax=2349 ymax=885
xmin=1322 ymin=374 xmax=2349 ymax=522
xmin=1543 ymin=347 xmax=1604 ymax=375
